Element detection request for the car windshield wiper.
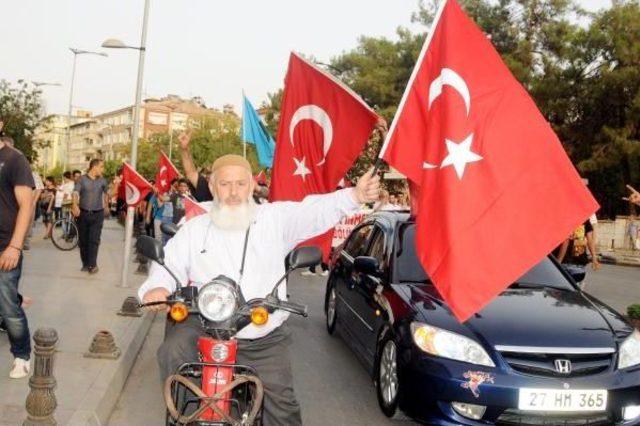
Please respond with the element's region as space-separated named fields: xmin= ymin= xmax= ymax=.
xmin=509 ymin=282 xmax=571 ymax=291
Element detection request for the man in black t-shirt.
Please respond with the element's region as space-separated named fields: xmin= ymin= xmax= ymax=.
xmin=0 ymin=135 xmax=35 ymax=379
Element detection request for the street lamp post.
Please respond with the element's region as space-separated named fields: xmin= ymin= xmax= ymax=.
xmin=63 ymin=49 xmax=107 ymax=172
xmin=102 ymin=0 xmax=151 ymax=288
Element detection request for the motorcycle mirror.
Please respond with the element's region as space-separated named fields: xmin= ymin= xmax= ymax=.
xmin=287 ymin=246 xmax=322 ymax=270
xmin=136 ymin=236 xmax=165 ymax=264
xmin=160 ymin=222 xmax=179 ymax=237
xmin=270 ymin=246 xmax=323 ymax=298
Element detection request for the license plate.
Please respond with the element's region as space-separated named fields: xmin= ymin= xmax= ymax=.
xmin=518 ymin=388 xmax=607 ymax=412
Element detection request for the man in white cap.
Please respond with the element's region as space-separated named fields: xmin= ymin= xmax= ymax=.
xmin=139 ymin=154 xmax=380 ymax=425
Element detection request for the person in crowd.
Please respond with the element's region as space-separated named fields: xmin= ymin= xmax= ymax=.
xmin=0 ymin=135 xmax=34 ymax=379
xmin=160 ymin=179 xmax=178 ymax=244
xmin=624 ymin=184 xmax=640 ymax=207
xmin=72 ymin=169 xmax=82 ymax=184
xmin=40 ymin=176 xmax=56 ymax=239
xmin=178 ymin=131 xmax=214 ymax=202
xmin=554 ymin=219 xmax=601 ymax=289
xmin=143 ymin=179 xmax=156 ymax=237
xmin=146 ymin=186 xmax=165 ymax=243
xmin=170 ymin=178 xmax=190 ymax=225
xmin=628 ymin=215 xmax=639 ymax=251
xmin=72 ymin=159 xmax=109 ymax=274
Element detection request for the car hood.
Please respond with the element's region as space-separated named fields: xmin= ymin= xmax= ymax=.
xmin=400 ymin=284 xmax=626 ymax=350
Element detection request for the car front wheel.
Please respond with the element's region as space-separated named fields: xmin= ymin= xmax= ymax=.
xmin=326 ymin=283 xmax=338 ymax=335
xmin=375 ymin=332 xmax=401 ymax=417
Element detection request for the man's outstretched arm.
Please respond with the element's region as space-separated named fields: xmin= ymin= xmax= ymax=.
xmin=281 ymin=168 xmax=380 ymax=250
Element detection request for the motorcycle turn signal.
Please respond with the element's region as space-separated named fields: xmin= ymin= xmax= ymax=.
xmin=170 ymin=302 xmax=189 ymax=322
xmin=250 ymin=307 xmax=269 ymax=326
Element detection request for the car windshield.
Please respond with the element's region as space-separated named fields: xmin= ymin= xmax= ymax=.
xmin=394 ymin=223 xmax=574 ymax=290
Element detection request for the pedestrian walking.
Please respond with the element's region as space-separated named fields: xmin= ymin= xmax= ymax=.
xmin=40 ymin=176 xmax=55 ymax=239
xmin=0 ymin=135 xmax=34 ymax=379
xmin=72 ymin=159 xmax=109 ymax=274
xmin=146 ymin=187 xmax=165 ymax=243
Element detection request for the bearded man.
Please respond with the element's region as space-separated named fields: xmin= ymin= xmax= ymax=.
xmin=138 ymin=154 xmax=380 ymax=425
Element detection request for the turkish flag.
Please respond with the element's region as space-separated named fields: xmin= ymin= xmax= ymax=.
xmin=381 ymin=0 xmax=598 ymax=322
xmin=184 ymin=196 xmax=207 ymax=221
xmin=155 ymin=151 xmax=180 ymax=194
xmin=270 ymin=52 xmax=379 ymax=260
xmin=122 ymin=163 xmax=153 ymax=207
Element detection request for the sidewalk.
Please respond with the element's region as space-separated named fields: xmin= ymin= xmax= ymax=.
xmin=599 ymin=249 xmax=640 ymax=267
xmin=0 ymin=219 xmax=152 ymax=426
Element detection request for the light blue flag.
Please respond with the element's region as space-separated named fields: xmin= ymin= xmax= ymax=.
xmin=242 ymin=95 xmax=275 ymax=168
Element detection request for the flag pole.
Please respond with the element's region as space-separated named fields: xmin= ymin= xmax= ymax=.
xmin=371 ymin=123 xmax=388 ymax=176
xmin=242 ymin=89 xmax=247 ymax=159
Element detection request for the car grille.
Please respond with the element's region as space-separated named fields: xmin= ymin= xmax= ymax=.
xmin=500 ymin=351 xmax=613 ymax=378
xmin=496 ymin=409 xmax=612 ymax=426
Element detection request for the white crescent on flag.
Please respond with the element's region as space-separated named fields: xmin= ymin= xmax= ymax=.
xmin=125 ymin=182 xmax=141 ymax=205
xmin=428 ymin=68 xmax=471 ymax=116
xmin=289 ymin=104 xmax=333 ymax=166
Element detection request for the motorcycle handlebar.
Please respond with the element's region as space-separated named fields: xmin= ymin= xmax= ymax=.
xmin=276 ymin=300 xmax=308 ymax=317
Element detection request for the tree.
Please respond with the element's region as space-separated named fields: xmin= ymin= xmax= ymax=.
xmin=123 ymin=112 xmax=260 ymax=180
xmin=0 ymin=79 xmax=50 ymax=161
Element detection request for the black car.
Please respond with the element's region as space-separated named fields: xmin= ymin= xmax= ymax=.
xmin=324 ymin=211 xmax=640 ymax=425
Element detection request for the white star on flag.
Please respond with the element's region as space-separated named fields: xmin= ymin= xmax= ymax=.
xmin=293 ymin=157 xmax=312 ymax=180
xmin=440 ymin=134 xmax=483 ymax=179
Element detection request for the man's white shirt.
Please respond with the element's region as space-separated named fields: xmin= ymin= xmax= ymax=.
xmin=138 ymin=188 xmax=360 ymax=339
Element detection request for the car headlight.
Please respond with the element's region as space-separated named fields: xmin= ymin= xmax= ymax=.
xmin=410 ymin=322 xmax=495 ymax=367
xmin=197 ymin=281 xmax=238 ymax=322
xmin=619 ymin=330 xmax=640 ymax=370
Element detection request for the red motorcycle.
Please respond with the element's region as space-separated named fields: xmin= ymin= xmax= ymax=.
xmin=137 ymin=234 xmax=319 ymax=426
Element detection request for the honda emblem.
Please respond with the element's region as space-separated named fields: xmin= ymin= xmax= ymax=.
xmin=554 ymin=359 xmax=572 ymax=374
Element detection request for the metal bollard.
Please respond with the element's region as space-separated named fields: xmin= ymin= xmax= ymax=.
xmin=24 ymin=328 xmax=58 ymax=426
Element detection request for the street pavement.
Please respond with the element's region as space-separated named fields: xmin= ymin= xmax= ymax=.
xmin=108 ymin=264 xmax=639 ymax=426
xmin=0 ymin=220 xmax=146 ymax=426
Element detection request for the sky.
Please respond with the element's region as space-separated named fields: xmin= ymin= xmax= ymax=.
xmin=2 ymin=0 xmax=611 ymax=117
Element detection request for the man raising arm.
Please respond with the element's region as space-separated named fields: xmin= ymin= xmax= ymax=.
xmin=178 ymin=130 xmax=213 ymax=202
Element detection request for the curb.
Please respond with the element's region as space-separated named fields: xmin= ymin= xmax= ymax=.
xmin=66 ymin=311 xmax=156 ymax=426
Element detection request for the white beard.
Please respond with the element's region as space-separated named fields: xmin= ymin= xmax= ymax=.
xmin=209 ymin=197 xmax=257 ymax=231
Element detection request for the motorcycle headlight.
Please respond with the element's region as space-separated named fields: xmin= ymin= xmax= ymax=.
xmin=410 ymin=322 xmax=495 ymax=367
xmin=197 ymin=281 xmax=238 ymax=322
xmin=619 ymin=330 xmax=640 ymax=370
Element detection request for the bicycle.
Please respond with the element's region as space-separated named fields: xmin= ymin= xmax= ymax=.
xmin=51 ymin=208 xmax=79 ymax=251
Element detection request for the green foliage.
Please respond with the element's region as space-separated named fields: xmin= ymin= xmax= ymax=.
xmin=125 ymin=113 xmax=260 ymax=180
xmin=0 ymin=79 xmax=50 ymax=161
xmin=329 ymin=0 xmax=640 ymax=218
xmin=628 ymin=304 xmax=640 ymax=320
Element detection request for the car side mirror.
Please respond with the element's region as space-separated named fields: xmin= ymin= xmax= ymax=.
xmin=160 ymin=222 xmax=179 ymax=237
xmin=288 ymin=246 xmax=322 ymax=270
xmin=563 ymin=264 xmax=586 ymax=284
xmin=136 ymin=236 xmax=165 ymax=265
xmin=353 ymin=256 xmax=381 ymax=277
